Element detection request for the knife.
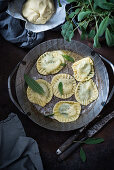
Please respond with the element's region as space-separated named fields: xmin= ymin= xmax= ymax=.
xmin=58 ymin=111 xmax=114 ymax=161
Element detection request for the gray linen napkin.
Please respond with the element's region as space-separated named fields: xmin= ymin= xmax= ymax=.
xmin=0 ymin=113 xmax=43 ymax=170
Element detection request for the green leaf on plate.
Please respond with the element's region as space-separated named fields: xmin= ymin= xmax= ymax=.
xmin=80 ymin=147 xmax=86 ymax=162
xmin=44 ymin=113 xmax=54 ymax=117
xmin=84 ymin=138 xmax=104 ymax=144
xmin=62 ymin=54 xmax=75 ymax=63
xmin=60 ymin=63 xmax=66 ymax=67
xmin=58 ymin=82 xmax=63 ymax=95
xmin=61 ymin=112 xmax=68 ymax=115
xmin=24 ymin=74 xmax=44 ymax=95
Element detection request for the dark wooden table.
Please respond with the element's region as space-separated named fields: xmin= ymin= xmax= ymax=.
xmin=0 ymin=30 xmax=114 ymax=170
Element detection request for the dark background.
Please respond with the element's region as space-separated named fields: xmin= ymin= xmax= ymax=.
xmin=0 ymin=30 xmax=114 ymax=170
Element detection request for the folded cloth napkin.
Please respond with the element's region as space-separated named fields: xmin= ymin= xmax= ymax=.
xmin=0 ymin=1 xmax=44 ymax=48
xmin=0 ymin=113 xmax=43 ymax=170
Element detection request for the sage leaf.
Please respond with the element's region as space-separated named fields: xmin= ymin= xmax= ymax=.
xmin=88 ymin=29 xmax=95 ymax=39
xmin=61 ymin=112 xmax=68 ymax=115
xmin=60 ymin=63 xmax=66 ymax=67
xmin=93 ymin=34 xmax=101 ymax=48
xmin=105 ymin=28 xmax=113 ymax=46
xmin=44 ymin=113 xmax=54 ymax=117
xmin=82 ymin=21 xmax=89 ymax=30
xmin=58 ymin=82 xmax=63 ymax=95
xmin=97 ymin=17 xmax=109 ymax=37
xmin=108 ymin=18 xmax=114 ymax=32
xmin=81 ymin=31 xmax=87 ymax=40
xmin=84 ymin=138 xmax=104 ymax=144
xmin=80 ymin=147 xmax=86 ymax=162
xmin=94 ymin=0 xmax=114 ymax=10
xmin=61 ymin=21 xmax=74 ymax=41
xmin=78 ymin=11 xmax=91 ymax=21
xmin=67 ymin=0 xmax=77 ymax=2
xmin=62 ymin=55 xmax=75 ymax=63
xmin=69 ymin=8 xmax=80 ymax=18
xmin=24 ymin=74 xmax=44 ymax=95
xmin=69 ymin=12 xmax=76 ymax=19
xmin=58 ymin=0 xmax=62 ymax=7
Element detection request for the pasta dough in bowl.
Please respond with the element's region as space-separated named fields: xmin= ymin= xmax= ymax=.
xmin=22 ymin=0 xmax=55 ymax=24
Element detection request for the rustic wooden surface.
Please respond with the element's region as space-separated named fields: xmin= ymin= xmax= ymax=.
xmin=0 ymin=30 xmax=114 ymax=170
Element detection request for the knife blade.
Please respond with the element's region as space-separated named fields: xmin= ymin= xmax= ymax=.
xmin=58 ymin=111 xmax=114 ymax=161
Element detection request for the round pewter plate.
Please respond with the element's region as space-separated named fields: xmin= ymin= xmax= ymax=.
xmin=16 ymin=39 xmax=109 ymax=131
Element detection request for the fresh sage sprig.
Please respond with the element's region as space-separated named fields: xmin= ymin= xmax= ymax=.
xmin=62 ymin=55 xmax=75 ymax=63
xmin=74 ymin=137 xmax=104 ymax=162
xmin=61 ymin=0 xmax=114 ymax=48
xmin=58 ymin=82 xmax=63 ymax=95
xmin=83 ymin=138 xmax=104 ymax=144
xmin=74 ymin=138 xmax=104 ymax=144
xmin=80 ymin=147 xmax=86 ymax=162
xmin=24 ymin=74 xmax=44 ymax=95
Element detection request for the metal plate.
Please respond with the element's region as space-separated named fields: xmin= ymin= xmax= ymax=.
xmin=16 ymin=39 xmax=109 ymax=131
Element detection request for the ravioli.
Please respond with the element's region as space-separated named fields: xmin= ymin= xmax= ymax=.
xmin=53 ymin=101 xmax=81 ymax=122
xmin=51 ymin=74 xmax=76 ymax=99
xmin=36 ymin=51 xmax=66 ymax=75
xmin=72 ymin=57 xmax=94 ymax=81
xmin=27 ymin=79 xmax=53 ymax=107
xmin=75 ymin=79 xmax=98 ymax=105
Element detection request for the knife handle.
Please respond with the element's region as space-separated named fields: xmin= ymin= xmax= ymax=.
xmin=56 ymin=133 xmax=80 ymax=155
xmin=58 ymin=136 xmax=87 ymax=161
xmin=56 ymin=127 xmax=85 ymax=155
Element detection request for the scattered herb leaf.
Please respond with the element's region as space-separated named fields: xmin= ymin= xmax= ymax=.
xmin=58 ymin=82 xmax=63 ymax=95
xmin=80 ymin=147 xmax=86 ymax=162
xmin=74 ymin=138 xmax=104 ymax=144
xmin=58 ymin=0 xmax=62 ymax=7
xmin=62 ymin=55 xmax=75 ymax=63
xmin=24 ymin=74 xmax=44 ymax=95
xmin=84 ymin=138 xmax=104 ymax=144
xmin=60 ymin=63 xmax=66 ymax=67
xmin=61 ymin=112 xmax=68 ymax=115
xmin=44 ymin=113 xmax=54 ymax=117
